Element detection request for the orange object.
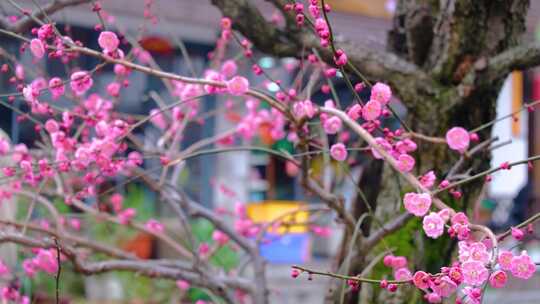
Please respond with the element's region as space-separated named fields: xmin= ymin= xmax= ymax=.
xmin=247 ymin=201 xmax=309 ymax=234
xmin=122 ymin=232 xmax=153 ymax=259
xmin=258 ymin=123 xmax=275 ymax=145
xmin=140 ymin=36 xmax=173 ymax=55
xmin=511 ymin=71 xmax=523 ymax=137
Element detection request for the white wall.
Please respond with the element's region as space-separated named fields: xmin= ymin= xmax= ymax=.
xmin=489 ymin=76 xmax=528 ymax=198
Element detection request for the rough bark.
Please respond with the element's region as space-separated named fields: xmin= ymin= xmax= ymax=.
xmin=208 ymin=0 xmax=534 ymax=303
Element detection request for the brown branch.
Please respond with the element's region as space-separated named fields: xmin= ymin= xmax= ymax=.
xmin=291 ymin=265 xmax=410 ymax=285
xmin=463 ymin=42 xmax=540 ymax=88
xmin=2 ymin=0 xmax=92 ymax=33
xmin=0 ymin=231 xmax=252 ymax=300
xmin=209 ymin=0 xmax=438 ymax=107
xmin=0 ymin=219 xmax=137 ymax=260
xmin=363 ymin=213 xmax=413 ymax=249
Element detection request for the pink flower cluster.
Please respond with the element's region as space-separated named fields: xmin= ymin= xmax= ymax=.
xmin=22 ymin=249 xmax=59 ymax=277
xmin=369 ymin=134 xmax=417 ymax=172
xmin=237 ymin=99 xmax=286 ymax=141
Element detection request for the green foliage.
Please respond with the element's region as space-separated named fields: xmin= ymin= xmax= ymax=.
xmin=20 ymin=265 xmax=85 ymax=299
xmin=116 ymin=272 xmax=176 ymax=302
xmin=191 ymin=218 xmax=240 ymax=272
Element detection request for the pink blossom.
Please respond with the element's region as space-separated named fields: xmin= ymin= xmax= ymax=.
xmin=98 ymin=31 xmax=120 ymax=52
xmin=370 ymin=82 xmax=392 ymax=105
xmin=118 ymin=208 xmax=136 ymax=224
xmin=226 ymin=76 xmax=249 ymax=95
xmin=23 ymin=84 xmax=40 ymax=103
xmin=391 ymin=256 xmax=408 ymax=269
xmin=458 ymin=241 xmax=489 ymax=264
xmin=347 ymin=104 xmax=362 ymax=120
xmin=69 ymin=218 xmax=81 ymax=231
xmin=106 ymin=82 xmax=121 ymax=97
xmin=403 ymin=192 xmax=432 ymax=216
xmin=451 ymin=212 xmax=469 ymax=225
xmin=430 ymin=276 xmax=457 ymax=298
xmin=462 ymin=287 xmax=482 ymax=304
xmin=15 ymin=64 xmax=24 ymax=80
xmin=412 ymin=271 xmax=430 ymax=289
xmin=221 ymin=60 xmax=238 ymax=78
xmin=397 ymin=153 xmax=415 ymax=172
xmin=204 ymin=70 xmax=223 ymax=93
xmin=330 ymin=143 xmax=347 ymax=161
xmin=324 ymin=68 xmax=337 ymax=78
xmin=37 ymin=24 xmax=53 ymax=40
xmin=419 ymin=170 xmax=436 ymax=188
xmin=425 ymin=293 xmax=441 ymax=303
xmin=395 ymin=139 xmax=417 ymax=153
xmin=70 ymin=71 xmax=93 ymax=95
xmin=334 ymin=49 xmax=347 ymax=66
xmin=394 ymin=268 xmax=412 ymax=281
xmin=323 ymin=116 xmax=342 ymax=134
xmin=489 ymin=270 xmax=507 ymax=288
xmin=383 ymin=255 xmax=395 ymax=267
xmin=423 ymin=212 xmax=444 ymax=238
xmin=311 ymin=226 xmax=331 ymax=237
xmin=293 ymin=100 xmax=316 ymax=119
xmin=23 ymin=259 xmax=37 ymax=277
xmin=114 ymin=64 xmax=130 ymax=76
xmin=110 ymin=193 xmax=123 ymax=212
xmin=149 ymin=109 xmax=168 ymax=129
xmin=127 ymin=151 xmax=143 ymax=167
xmin=0 ymin=139 xmax=9 ymax=156
xmin=452 ymin=223 xmax=471 ymax=240
xmin=446 ymin=127 xmax=470 ymax=152
xmin=212 ymin=230 xmax=230 ymax=246
xmin=145 ymin=219 xmax=165 ymax=233
xmin=371 ymin=137 xmax=392 ymax=159
xmin=30 ymin=39 xmax=45 ymax=58
xmin=511 ymin=227 xmax=524 ymax=240
xmin=0 ymin=259 xmax=9 ymax=276
xmin=498 ymin=250 xmax=514 ymax=271
xmin=447 ymin=266 xmax=463 ymax=284
xmin=510 ymin=251 xmax=536 ymax=279
xmin=176 ymin=280 xmax=190 ymax=290
xmin=461 ymin=261 xmax=488 ymax=286
xmin=48 ymin=77 xmax=65 ymax=99
xmin=362 ymin=99 xmax=382 ymax=121
xmin=34 ymin=249 xmax=59 ymax=274
xmin=198 ymin=242 xmax=210 ymax=258
xmin=469 ymin=242 xmax=490 ymax=264
xmin=437 ymin=208 xmax=451 ymax=222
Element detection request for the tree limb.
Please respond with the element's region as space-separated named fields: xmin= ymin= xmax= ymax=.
xmin=475 ymin=42 xmax=540 ymax=85
xmin=209 ymin=0 xmax=439 ymax=107
xmin=1 ymin=0 xmax=92 ymax=33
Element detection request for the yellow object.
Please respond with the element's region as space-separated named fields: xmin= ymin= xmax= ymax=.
xmin=511 ymin=71 xmax=523 ymax=137
xmin=247 ymin=201 xmax=309 ymax=234
xmin=326 ymin=0 xmax=392 ymax=19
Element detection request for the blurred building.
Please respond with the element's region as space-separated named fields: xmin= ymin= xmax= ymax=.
xmin=2 ymin=0 xmax=540 ymax=302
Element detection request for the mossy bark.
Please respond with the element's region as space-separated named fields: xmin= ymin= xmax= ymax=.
xmin=211 ymin=1 xmax=534 ymax=303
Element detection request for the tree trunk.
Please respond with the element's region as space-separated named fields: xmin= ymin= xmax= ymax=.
xmin=337 ymin=1 xmax=530 ymax=303
xmin=210 ymin=1 xmax=534 ymax=303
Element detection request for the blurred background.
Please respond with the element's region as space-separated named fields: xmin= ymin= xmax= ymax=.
xmin=0 ymin=0 xmax=539 ymax=303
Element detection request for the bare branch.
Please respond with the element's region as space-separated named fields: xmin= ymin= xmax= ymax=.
xmin=0 ymin=231 xmax=253 ymax=300
xmin=209 ymin=0 xmax=438 ymax=106
xmin=363 ymin=213 xmax=413 ymax=249
xmin=2 ymin=0 xmax=92 ymax=33
xmin=463 ymin=42 xmax=540 ymax=88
